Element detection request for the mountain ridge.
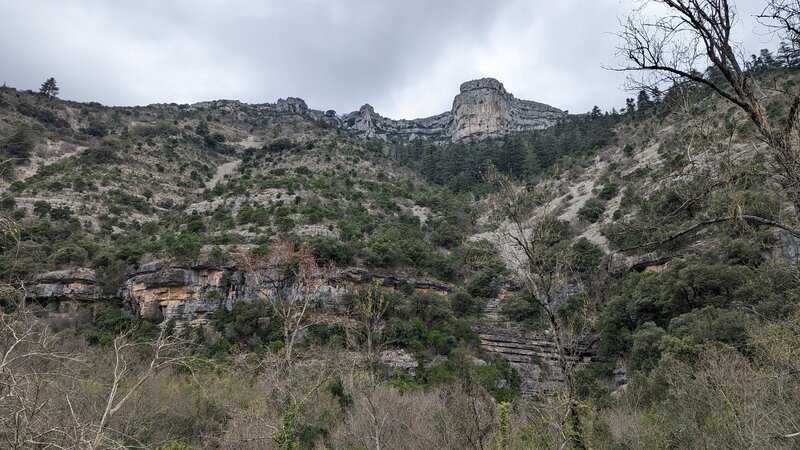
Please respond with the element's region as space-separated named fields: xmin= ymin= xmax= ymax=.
xmin=341 ymin=77 xmax=566 ymax=142
xmin=135 ymin=77 xmax=565 ymax=143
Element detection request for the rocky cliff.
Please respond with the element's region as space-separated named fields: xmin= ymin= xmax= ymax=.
xmin=119 ymin=262 xmax=452 ymax=325
xmin=153 ymin=78 xmax=563 ymax=143
xmin=27 ymin=263 xmax=452 ymax=325
xmin=474 ymin=297 xmax=599 ymax=397
xmin=340 ymin=78 xmax=565 ymax=142
xmin=28 ymin=269 xmax=101 ymax=311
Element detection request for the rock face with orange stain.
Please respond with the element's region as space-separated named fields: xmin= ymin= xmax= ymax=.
xmin=27 ymin=261 xmax=454 ymax=325
xmin=116 ymin=263 xmax=453 ymax=324
xmin=120 ymin=261 xmax=247 ymax=325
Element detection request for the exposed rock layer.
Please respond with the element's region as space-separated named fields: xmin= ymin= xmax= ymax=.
xmin=164 ymin=78 xmax=563 ymax=143
xmin=475 ymin=297 xmax=598 ymax=397
xmin=119 ymin=263 xmax=453 ymax=324
xmin=29 ymin=268 xmax=101 ymax=303
xmin=473 ymin=325 xmax=595 ymax=396
xmin=27 ymin=262 xmax=452 ymax=325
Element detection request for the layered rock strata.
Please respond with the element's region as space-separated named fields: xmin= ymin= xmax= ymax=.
xmin=27 ymin=262 xmax=452 ymax=324
xmin=27 ymin=268 xmax=101 ymax=306
xmin=473 ymin=325 xmax=596 ymax=396
xmin=475 ymin=294 xmax=598 ymax=397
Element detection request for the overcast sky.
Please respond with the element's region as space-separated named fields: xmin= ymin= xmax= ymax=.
xmin=0 ymin=0 xmax=775 ymax=119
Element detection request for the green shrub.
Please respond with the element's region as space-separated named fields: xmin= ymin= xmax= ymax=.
xmin=1 ymin=124 xmax=34 ymax=161
xmin=450 ymin=288 xmax=482 ymax=317
xmin=598 ymin=182 xmax=618 ymax=200
xmin=577 ymin=197 xmax=605 ymax=223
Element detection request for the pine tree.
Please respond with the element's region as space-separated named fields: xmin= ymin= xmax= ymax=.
xmin=760 ymin=48 xmax=778 ymax=69
xmin=39 ymin=77 xmax=59 ymax=98
xmin=625 ymin=98 xmax=636 ymax=115
xmin=778 ymin=40 xmax=800 ymax=68
xmin=636 ymin=90 xmax=653 ymax=114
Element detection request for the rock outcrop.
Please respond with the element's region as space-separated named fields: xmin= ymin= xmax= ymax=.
xmin=19 ymin=261 xmax=453 ymax=324
xmin=379 ymin=349 xmax=419 ymax=374
xmin=120 ymin=261 xmax=245 ymax=325
xmin=340 ymin=78 xmax=565 ymax=142
xmin=475 ymin=296 xmax=598 ymax=397
xmin=27 ymin=268 xmax=101 ymax=307
xmin=275 ymin=97 xmax=309 ymax=115
xmin=175 ymin=78 xmax=563 ymax=143
xmin=26 ymin=263 xmax=590 ymax=396
xmin=474 ymin=325 xmax=595 ymax=396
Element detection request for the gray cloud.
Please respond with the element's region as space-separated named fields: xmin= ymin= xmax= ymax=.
xmin=0 ymin=0 xmax=777 ymax=118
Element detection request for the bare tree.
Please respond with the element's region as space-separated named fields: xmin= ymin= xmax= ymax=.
xmin=345 ymin=282 xmax=392 ymax=375
xmin=334 ymin=382 xmax=442 ymax=450
xmin=87 ymin=327 xmax=201 ymax=449
xmin=0 ymin=302 xmax=80 ymax=449
xmin=217 ymin=348 xmax=348 ymax=449
xmin=488 ymin=169 xmax=596 ymax=448
xmin=614 ymin=0 xmax=800 ymax=227
xmin=238 ymin=240 xmax=335 ymax=363
xmin=435 ymin=381 xmax=497 ymax=450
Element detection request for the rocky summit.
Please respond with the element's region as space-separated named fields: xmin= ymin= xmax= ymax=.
xmin=340 ymin=77 xmax=565 ymax=142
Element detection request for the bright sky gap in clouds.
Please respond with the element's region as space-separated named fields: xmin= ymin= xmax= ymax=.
xmin=0 ymin=0 xmax=775 ymax=119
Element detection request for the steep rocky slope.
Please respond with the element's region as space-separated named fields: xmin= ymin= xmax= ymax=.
xmin=6 ymin=69 xmax=800 ymax=404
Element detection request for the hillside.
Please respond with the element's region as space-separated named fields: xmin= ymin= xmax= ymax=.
xmin=0 ymin=85 xmax=481 ymax=283
xmin=2 ymin=64 xmax=800 ymax=448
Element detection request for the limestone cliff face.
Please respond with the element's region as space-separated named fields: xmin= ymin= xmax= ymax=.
xmin=475 ymin=295 xmax=599 ymax=397
xmin=119 ymin=261 xmax=246 ymax=325
xmin=25 ymin=262 xmax=452 ymax=325
xmin=117 ymin=263 xmax=452 ymax=324
xmin=340 ymin=78 xmax=565 ymax=142
xmin=341 ymin=104 xmax=452 ymax=141
xmin=182 ymin=78 xmax=562 ymax=143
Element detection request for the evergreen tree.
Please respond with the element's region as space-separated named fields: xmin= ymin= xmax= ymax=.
xmin=1 ymin=124 xmax=34 ymax=161
xmin=760 ymin=48 xmax=778 ymax=69
xmin=636 ymin=90 xmax=653 ymax=114
xmin=39 ymin=77 xmax=59 ymax=98
xmin=778 ymin=40 xmax=800 ymax=67
xmin=625 ymin=98 xmax=636 ymax=115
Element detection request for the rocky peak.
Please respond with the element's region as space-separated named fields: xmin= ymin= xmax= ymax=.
xmin=458 ymin=77 xmax=508 ymax=95
xmin=451 ymin=77 xmax=515 ymax=141
xmin=276 ymin=97 xmax=308 ymax=114
xmin=347 ymin=104 xmax=378 ymax=137
xmin=339 ymin=77 xmax=565 ymax=142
